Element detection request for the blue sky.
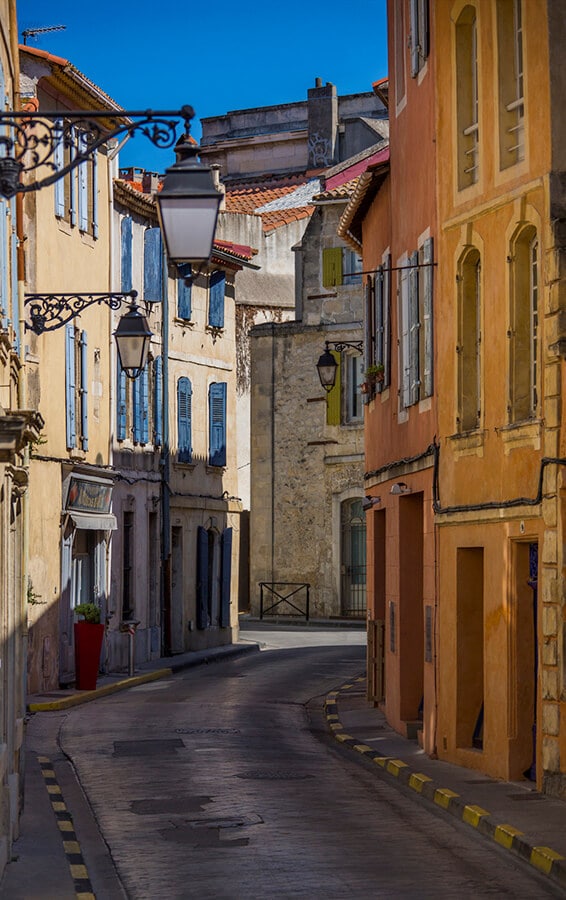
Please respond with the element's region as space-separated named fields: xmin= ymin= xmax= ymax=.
xmin=17 ymin=0 xmax=388 ymax=172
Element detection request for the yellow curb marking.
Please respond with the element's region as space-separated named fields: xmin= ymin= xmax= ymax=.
xmin=335 ymin=732 xmax=354 ymax=742
xmin=494 ymin=824 xmax=524 ymax=849
xmin=47 ymin=784 xmax=62 ymax=794
xmin=52 ymin=801 xmax=66 ymax=812
xmin=530 ymin=846 xmax=565 ymax=875
xmin=434 ymin=788 xmax=459 ymax=808
xmin=354 ymin=743 xmax=373 ymax=753
xmin=329 ymin=723 xmax=343 ymax=731
xmin=63 ymin=841 xmax=81 ymax=854
xmin=58 ymin=820 xmax=75 ymax=832
xmin=42 ymin=769 xmax=56 ymax=778
xmin=386 ymin=759 xmax=409 ymax=777
xmin=76 ymin=895 xmax=96 ymax=900
xmin=409 ymin=772 xmax=433 ymax=793
xmin=70 ymin=864 xmax=89 ymax=880
xmin=462 ymin=804 xmax=490 ymax=827
xmin=373 ymin=756 xmax=391 ymax=767
xmin=326 ymin=714 xmax=340 ymax=721
xmin=28 ymin=668 xmax=173 ymax=711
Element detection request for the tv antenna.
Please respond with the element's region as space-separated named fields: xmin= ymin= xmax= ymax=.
xmin=22 ymin=25 xmax=66 ymax=45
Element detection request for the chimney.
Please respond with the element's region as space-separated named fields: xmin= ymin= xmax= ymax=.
xmin=142 ymin=172 xmax=160 ymax=194
xmin=307 ymin=79 xmax=338 ymax=169
xmin=211 ymin=164 xmax=226 ymax=212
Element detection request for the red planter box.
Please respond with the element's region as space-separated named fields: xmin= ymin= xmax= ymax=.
xmin=74 ymin=622 xmax=105 ymax=690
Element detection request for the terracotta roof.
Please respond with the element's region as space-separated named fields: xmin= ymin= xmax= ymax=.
xmin=213 ymin=239 xmax=258 ymax=261
xmin=224 ymin=173 xmax=318 ymax=233
xmin=19 ymin=45 xmax=125 ymax=115
xmin=312 ymin=177 xmax=360 ymax=203
xmin=337 ymin=157 xmax=390 ymax=251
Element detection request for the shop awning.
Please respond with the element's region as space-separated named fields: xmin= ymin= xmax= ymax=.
xmin=68 ymin=512 xmax=117 ymax=531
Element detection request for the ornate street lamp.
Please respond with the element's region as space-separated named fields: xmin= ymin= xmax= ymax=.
xmin=157 ymin=136 xmax=222 ymax=266
xmin=113 ymin=301 xmax=153 ymax=379
xmin=5 ymin=104 xmax=222 ymax=376
xmin=316 ymin=340 xmax=363 ymax=392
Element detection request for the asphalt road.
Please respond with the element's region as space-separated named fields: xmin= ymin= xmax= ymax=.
xmin=51 ymin=626 xmax=563 ymax=899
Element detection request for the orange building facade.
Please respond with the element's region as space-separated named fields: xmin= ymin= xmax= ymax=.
xmin=340 ymin=0 xmax=438 ymax=750
xmin=345 ymin=0 xmax=566 ymax=797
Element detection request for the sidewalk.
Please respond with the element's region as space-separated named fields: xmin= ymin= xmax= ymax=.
xmin=326 ymin=676 xmax=566 ymax=893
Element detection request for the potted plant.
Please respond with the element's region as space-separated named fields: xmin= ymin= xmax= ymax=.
xmin=364 ymin=363 xmax=385 ymax=384
xmin=74 ymin=602 xmax=104 ymax=690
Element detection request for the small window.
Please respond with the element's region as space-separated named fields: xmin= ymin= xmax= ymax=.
xmin=509 ymin=227 xmax=538 ymax=423
xmin=208 ymin=270 xmax=225 ymax=328
xmin=177 ymin=263 xmax=192 ymax=320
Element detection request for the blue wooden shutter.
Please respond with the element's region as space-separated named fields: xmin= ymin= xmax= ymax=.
xmin=209 ymin=382 xmax=227 ymax=467
xmin=54 ymin=119 xmax=65 ymax=217
xmin=78 ymin=132 xmax=88 ymax=231
xmin=220 ymin=528 xmax=233 ymax=628
xmin=92 ymin=148 xmax=98 ymax=238
xmin=80 ymin=330 xmax=88 ymax=451
xmin=138 ymin=364 xmax=149 ymax=444
xmin=117 ymin=364 xmax=127 ymax=441
xmin=65 ymin=325 xmax=76 ymax=449
xmin=69 ymin=127 xmax=77 ymax=227
xmin=409 ymin=250 xmax=420 ymax=405
xmin=196 ymin=527 xmax=209 ymax=630
xmin=154 ymin=356 xmax=163 ymax=446
xmin=121 ymin=217 xmax=133 ymax=292
xmin=144 ymin=227 xmax=163 ymax=302
xmin=375 ymin=267 xmax=385 ymax=368
xmin=177 ymin=376 xmax=192 ymax=463
xmin=177 ymin=263 xmax=192 ymax=319
xmin=208 ymin=270 xmax=225 ymax=328
xmin=423 ymin=237 xmax=434 ymax=398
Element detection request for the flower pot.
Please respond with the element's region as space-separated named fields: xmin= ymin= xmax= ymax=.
xmin=74 ymin=621 xmax=105 ymax=690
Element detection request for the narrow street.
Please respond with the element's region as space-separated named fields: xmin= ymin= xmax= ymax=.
xmin=12 ymin=624 xmax=565 ymax=899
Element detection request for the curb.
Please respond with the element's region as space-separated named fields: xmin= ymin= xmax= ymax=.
xmin=28 ymin=642 xmax=260 ymax=712
xmin=325 ymin=677 xmax=566 ymax=891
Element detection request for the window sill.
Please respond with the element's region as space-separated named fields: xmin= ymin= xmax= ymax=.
xmin=174 ymin=317 xmax=195 ymax=328
xmin=206 ymin=325 xmax=224 ymax=340
xmin=448 ymin=429 xmax=485 ymax=457
xmin=497 ymin=419 xmax=541 ymax=450
xmin=206 ymin=464 xmax=226 ymax=474
xmin=174 ymin=460 xmax=196 ymax=471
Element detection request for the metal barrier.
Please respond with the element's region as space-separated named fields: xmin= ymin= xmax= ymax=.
xmin=259 ymin=583 xmax=311 ymax=620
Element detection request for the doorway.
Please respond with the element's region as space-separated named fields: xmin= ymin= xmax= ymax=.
xmin=60 ymin=525 xmax=106 ymax=684
xmin=341 ymin=498 xmax=367 ymax=617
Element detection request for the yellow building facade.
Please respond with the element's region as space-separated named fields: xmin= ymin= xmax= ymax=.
xmin=434 ymin=1 xmax=566 ymax=792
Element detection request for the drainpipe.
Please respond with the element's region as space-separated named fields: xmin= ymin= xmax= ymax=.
xmin=161 ymin=257 xmax=171 ymax=655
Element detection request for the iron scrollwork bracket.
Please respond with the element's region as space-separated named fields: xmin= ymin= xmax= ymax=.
xmin=0 ymin=105 xmax=195 ymax=199
xmin=24 ymin=290 xmax=139 ymax=334
xmin=325 ymin=340 xmax=363 ymax=354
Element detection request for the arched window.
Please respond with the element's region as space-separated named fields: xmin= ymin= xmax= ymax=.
xmin=509 ymin=227 xmax=538 ymax=423
xmin=457 ymin=248 xmax=481 ymax=432
xmin=455 ymin=6 xmax=479 ymax=189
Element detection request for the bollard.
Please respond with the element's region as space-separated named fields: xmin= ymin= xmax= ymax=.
xmin=119 ymin=620 xmax=140 ymax=676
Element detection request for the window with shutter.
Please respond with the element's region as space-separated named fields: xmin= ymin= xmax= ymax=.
xmin=133 ymin=364 xmax=150 ymax=444
xmin=177 ymin=377 xmax=193 ymax=463
xmin=78 ymin=132 xmax=88 ymax=232
xmin=421 ymin=237 xmax=434 ymax=398
xmin=196 ymin=526 xmax=209 ymax=630
xmin=121 ymin=217 xmax=133 ymax=293
xmin=144 ymin=227 xmax=163 ymax=302
xmin=383 ymin=254 xmax=392 ymax=388
xmin=344 ymin=354 xmax=363 ymax=423
xmin=322 ymin=247 xmax=343 ymax=287
xmin=54 ymin=119 xmax=65 ymax=218
xmin=209 ymin=382 xmax=227 ymax=467
xmin=408 ymin=250 xmax=420 ymax=406
xmin=343 ymin=249 xmax=363 ymax=285
xmin=399 ymin=263 xmax=411 ymax=408
xmin=409 ymin=0 xmax=430 ymax=78
xmin=65 ymin=324 xmax=77 ymax=449
xmin=177 ymin=263 xmax=192 ymax=320
xmin=80 ymin=330 xmax=88 ymax=451
xmin=458 ymin=248 xmax=481 ymax=431
xmin=208 ymin=270 xmax=225 ymax=328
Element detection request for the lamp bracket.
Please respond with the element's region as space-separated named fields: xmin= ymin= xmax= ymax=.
xmin=0 ymin=105 xmax=195 ymax=198
xmin=24 ymin=290 xmax=138 ymax=334
xmin=324 ymin=340 xmax=363 ymax=354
